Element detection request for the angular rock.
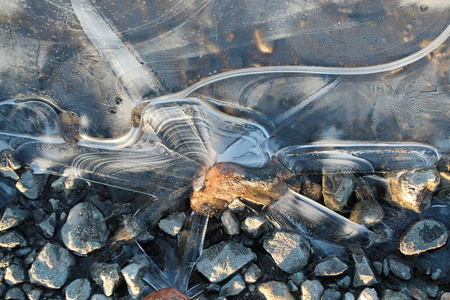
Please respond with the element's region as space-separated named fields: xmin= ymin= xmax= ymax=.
xmin=5 ymin=287 xmax=25 ymax=300
xmin=289 ymin=271 xmax=306 ymax=287
xmin=0 ymin=149 xmax=21 ymax=181
xmin=0 ymin=207 xmax=28 ymax=231
xmin=37 ymin=213 xmax=57 ymax=238
xmin=358 ymin=287 xmax=378 ymax=300
xmin=221 ymin=210 xmax=240 ymax=236
xmin=0 ymin=231 xmax=27 ymax=249
xmin=337 ymin=276 xmax=351 ymax=289
xmin=51 ymin=176 xmax=87 ymax=205
xmin=314 ymin=256 xmax=348 ymax=277
xmin=15 ymin=170 xmax=48 ymax=200
xmin=344 ymin=292 xmax=355 ymax=300
xmin=300 ymin=176 xmax=322 ymax=202
xmin=388 ymin=169 xmax=440 ymax=213
xmin=381 ymin=289 xmax=410 ymax=300
xmin=388 ymin=256 xmax=411 ymax=280
xmin=65 ymin=279 xmax=91 ymax=300
xmin=243 ymin=263 xmax=262 ymax=284
xmin=399 ymin=219 xmax=448 ymax=255
xmin=287 ymin=280 xmax=298 ymax=292
xmin=322 ymin=288 xmax=341 ymax=300
xmin=4 ymin=264 xmax=26 ymax=285
xmin=21 ymin=284 xmax=42 ymax=300
xmin=158 ymin=212 xmax=184 ymax=237
xmin=197 ymin=241 xmax=256 ymax=283
xmin=263 ymin=231 xmax=310 ymax=274
xmin=29 ymin=243 xmax=75 ymax=289
xmin=220 ymin=274 xmax=245 ymax=297
xmin=350 ymin=246 xmax=377 ymax=287
xmin=301 ymin=280 xmax=324 ymax=300
xmin=227 ymin=199 xmax=246 ymax=213
xmin=62 ymin=202 xmax=108 ymax=255
xmin=241 ymin=216 xmax=267 ymax=238
xmin=91 ymin=263 xmax=121 ymax=297
xmin=90 ymin=295 xmax=112 ymax=300
xmin=121 ymin=257 xmax=149 ymax=299
xmin=322 ymin=173 xmax=353 ymax=211
xmin=258 ymin=281 xmax=294 ymax=300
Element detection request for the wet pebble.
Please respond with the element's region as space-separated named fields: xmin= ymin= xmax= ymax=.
xmin=314 ymin=256 xmax=348 ymax=277
xmin=243 ymin=263 xmax=262 ymax=283
xmin=263 ymin=231 xmax=310 ymax=274
xmin=322 ymin=173 xmax=353 ymax=211
xmin=399 ymin=219 xmax=448 ymax=255
xmin=221 ymin=210 xmax=240 ymax=236
xmin=350 ymin=246 xmax=377 ymax=287
xmin=91 ymin=263 xmax=121 ymax=297
xmin=197 ymin=241 xmax=256 ymax=283
xmin=301 ymin=279 xmax=324 ymax=300
xmin=29 ymin=242 xmax=75 ymax=289
xmin=322 ymin=288 xmax=341 ymax=300
xmin=0 ymin=231 xmax=27 ymax=249
xmin=357 ymin=287 xmax=378 ymax=300
xmin=4 ymin=264 xmax=25 ymax=285
xmin=0 ymin=207 xmax=28 ymax=231
xmin=388 ymin=256 xmax=411 ymax=280
xmin=220 ymin=274 xmax=245 ymax=297
xmin=65 ymin=279 xmax=91 ymax=300
xmin=61 ymin=202 xmax=108 ymax=255
xmin=15 ymin=170 xmax=48 ymax=200
xmin=158 ymin=212 xmax=184 ymax=236
xmin=257 ymin=281 xmax=294 ymax=300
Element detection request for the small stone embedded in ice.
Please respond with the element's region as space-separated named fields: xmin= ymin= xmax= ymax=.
xmin=301 ymin=280 xmax=324 ymax=300
xmin=349 ymin=199 xmax=384 ymax=227
xmin=90 ymin=295 xmax=112 ymax=300
xmin=322 ymin=173 xmax=353 ymax=212
xmin=241 ymin=215 xmax=267 ymax=237
xmin=263 ymin=231 xmax=310 ymax=274
xmin=441 ymin=292 xmax=450 ymax=300
xmin=0 ymin=231 xmax=27 ymax=249
xmin=29 ymin=242 xmax=75 ymax=289
xmin=91 ymin=262 xmax=121 ymax=297
xmin=15 ymin=170 xmax=48 ymax=200
xmin=65 ymin=279 xmax=91 ymax=300
xmin=288 ymin=271 xmax=306 ymax=287
xmin=158 ymin=212 xmax=185 ymax=236
xmin=4 ymin=264 xmax=26 ymax=285
xmin=344 ymin=292 xmax=355 ymax=300
xmin=337 ymin=276 xmax=351 ymax=290
xmin=381 ymin=289 xmax=410 ymax=300
xmin=0 ymin=207 xmax=28 ymax=231
xmin=314 ymin=256 xmax=348 ymax=277
xmin=197 ymin=241 xmax=256 ymax=283
xmin=243 ymin=263 xmax=262 ymax=284
xmin=220 ymin=274 xmax=246 ymax=297
xmin=357 ymin=287 xmax=378 ymax=300
xmin=350 ymin=246 xmax=377 ymax=287
xmin=257 ymin=281 xmax=294 ymax=300
xmin=388 ymin=169 xmax=440 ymax=213
xmin=22 ymin=283 xmax=42 ymax=300
xmin=221 ymin=209 xmax=240 ymax=236
xmin=121 ymin=257 xmax=149 ymax=299
xmin=399 ymin=219 xmax=448 ymax=255
xmin=5 ymin=287 xmax=26 ymax=300
xmin=388 ymin=256 xmax=411 ymax=280
xmin=322 ymin=288 xmax=341 ymax=300
xmin=61 ymin=202 xmax=108 ymax=255
xmin=37 ymin=212 xmax=57 ymax=238
xmin=299 ymin=176 xmax=323 ymax=202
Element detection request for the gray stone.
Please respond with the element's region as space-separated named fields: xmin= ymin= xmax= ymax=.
xmin=121 ymin=257 xmax=149 ymax=299
xmin=322 ymin=173 xmax=353 ymax=211
xmin=220 ymin=274 xmax=245 ymax=297
xmin=358 ymin=288 xmax=378 ymax=300
xmin=62 ymin=202 xmax=108 ymax=255
xmin=257 ymin=281 xmax=294 ymax=300
xmin=221 ymin=210 xmax=240 ymax=236
xmin=228 ymin=199 xmax=246 ymax=213
xmin=15 ymin=170 xmax=48 ymax=199
xmin=0 ymin=231 xmax=27 ymax=249
xmin=65 ymin=279 xmax=91 ymax=300
xmin=263 ymin=231 xmax=310 ymax=274
xmin=382 ymin=257 xmax=389 ymax=277
xmin=289 ymin=271 xmax=306 ymax=287
xmin=197 ymin=241 xmax=256 ymax=283
xmin=431 ymin=268 xmax=444 ymax=281
xmin=337 ymin=276 xmax=351 ymax=289
xmin=4 ymin=264 xmax=25 ymax=285
xmin=242 ymin=216 xmax=267 ymax=238
xmin=29 ymin=242 xmax=75 ymax=289
xmin=441 ymin=292 xmax=450 ymax=300
xmin=322 ymin=288 xmax=341 ymax=300
xmin=0 ymin=149 xmax=21 ymax=181
xmin=373 ymin=261 xmax=383 ymax=275
xmin=350 ymin=246 xmax=377 ymax=287
xmin=424 ymin=284 xmax=439 ymax=298
xmin=349 ymin=199 xmax=384 ymax=227
xmin=21 ymin=284 xmax=42 ymax=300
xmin=381 ymin=289 xmax=410 ymax=300
xmin=0 ymin=207 xmax=28 ymax=231
xmin=90 ymin=295 xmax=112 ymax=300
xmin=301 ymin=280 xmax=324 ymax=300
xmin=23 ymin=250 xmax=36 ymax=265
xmin=314 ymin=256 xmax=348 ymax=277
xmin=344 ymin=292 xmax=355 ymax=300
xmin=388 ymin=256 xmax=411 ymax=280
xmin=91 ymin=263 xmax=121 ymax=297
xmin=5 ymin=287 xmax=25 ymax=300
xmin=37 ymin=213 xmax=57 ymax=238
xmin=399 ymin=219 xmax=448 ymax=255
xmin=388 ymin=169 xmax=440 ymax=213
xmin=287 ymin=280 xmax=298 ymax=292
xmin=158 ymin=212 xmax=184 ymax=236
xmin=407 ymin=286 xmax=427 ymax=300
xmin=243 ymin=263 xmax=262 ymax=284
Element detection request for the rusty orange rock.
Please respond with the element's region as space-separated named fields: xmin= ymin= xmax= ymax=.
xmin=143 ymin=287 xmax=190 ymax=300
